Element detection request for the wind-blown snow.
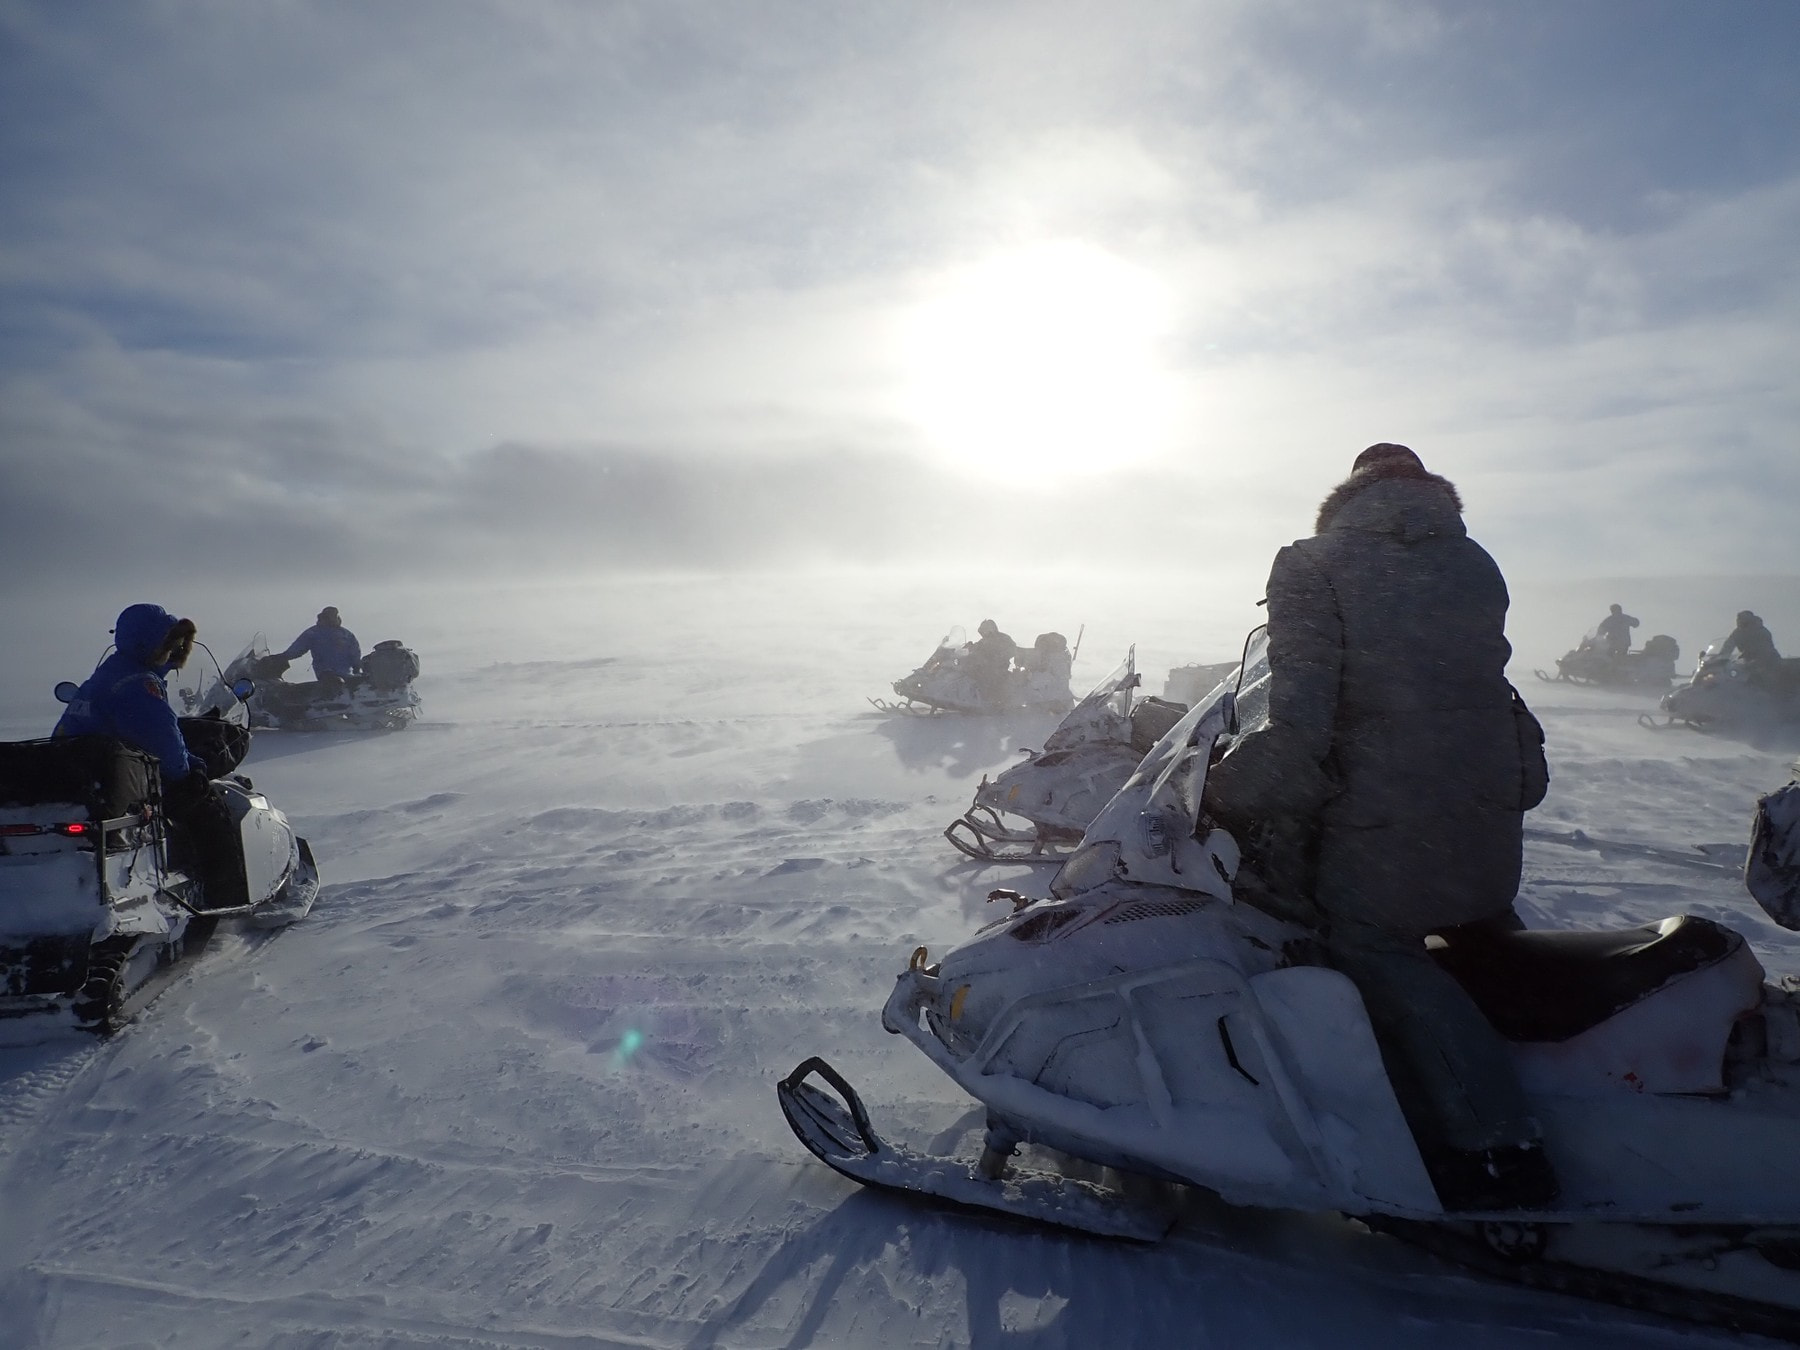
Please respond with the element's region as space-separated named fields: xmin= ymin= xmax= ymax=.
xmin=2 ymin=571 xmax=1796 ymax=1348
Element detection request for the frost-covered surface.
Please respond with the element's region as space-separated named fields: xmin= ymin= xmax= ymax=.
xmin=2 ymin=571 xmax=1797 ymax=1348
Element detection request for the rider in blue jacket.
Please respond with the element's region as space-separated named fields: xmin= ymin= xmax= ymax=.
xmin=55 ymin=603 xmax=249 ymax=909
xmin=279 ymin=606 xmax=362 ymax=681
xmin=55 ymin=603 xmax=204 ymax=782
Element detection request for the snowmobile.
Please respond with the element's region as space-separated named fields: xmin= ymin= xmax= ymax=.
xmin=871 ymin=628 xmax=1074 ymax=716
xmin=1 ymin=682 xmax=319 ymax=1038
xmin=1537 ymin=630 xmax=1680 ymax=690
xmin=944 ymin=649 xmax=1191 ymax=864
xmin=1162 ymin=660 xmax=1241 ymax=708
xmin=784 ymin=627 xmax=1800 ymax=1341
xmin=203 ymin=633 xmax=422 ymax=732
xmin=1642 ymin=641 xmax=1800 ymax=733
xmin=1749 ymin=777 xmax=1800 ymax=931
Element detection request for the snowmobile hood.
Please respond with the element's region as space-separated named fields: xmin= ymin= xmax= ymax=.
xmin=1318 ymin=475 xmax=1466 ymax=547
xmin=112 ymin=604 xmax=181 ymax=667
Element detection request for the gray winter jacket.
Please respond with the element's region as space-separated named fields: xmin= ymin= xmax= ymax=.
xmin=1208 ymin=466 xmax=1547 ymax=934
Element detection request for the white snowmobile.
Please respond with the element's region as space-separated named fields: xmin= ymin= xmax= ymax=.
xmin=203 ymin=633 xmax=422 ymax=732
xmin=1749 ymin=777 xmax=1800 ymax=931
xmin=944 ymin=649 xmax=1191 ymax=864
xmin=1642 ymin=640 xmax=1800 ymax=733
xmin=1 ymin=682 xmax=319 ymax=1038
xmin=784 ymin=628 xmax=1800 ymax=1340
xmin=1538 ymin=629 xmax=1680 ymax=690
xmin=871 ymin=628 xmax=1074 ymax=716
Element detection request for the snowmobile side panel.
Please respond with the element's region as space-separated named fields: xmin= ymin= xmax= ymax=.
xmin=1248 ymin=966 xmax=1442 ymax=1212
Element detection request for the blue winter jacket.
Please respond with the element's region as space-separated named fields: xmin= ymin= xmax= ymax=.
xmin=54 ymin=603 xmax=203 ymax=782
xmin=280 ymin=623 xmax=362 ymax=677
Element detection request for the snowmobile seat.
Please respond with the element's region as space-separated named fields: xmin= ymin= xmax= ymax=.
xmin=0 ymin=736 xmax=158 ymax=823
xmin=1430 ymin=915 xmax=1746 ymax=1044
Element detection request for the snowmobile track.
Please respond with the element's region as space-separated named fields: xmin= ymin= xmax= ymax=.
xmin=1372 ymin=1217 xmax=1800 ymax=1345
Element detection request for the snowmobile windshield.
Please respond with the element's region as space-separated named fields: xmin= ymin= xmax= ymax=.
xmin=172 ymin=637 xmax=244 ymax=720
xmin=1049 ymin=630 xmax=1256 ymax=902
xmin=1077 ymin=650 xmax=1137 ymax=716
xmin=936 ymin=627 xmax=967 ymax=656
xmin=1228 ymin=626 xmax=1271 ymax=738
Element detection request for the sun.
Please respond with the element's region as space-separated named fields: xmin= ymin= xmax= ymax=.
xmin=898 ymin=241 xmax=1177 ymax=482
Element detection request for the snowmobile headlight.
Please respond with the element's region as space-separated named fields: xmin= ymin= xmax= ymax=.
xmin=1051 ymin=840 xmax=1122 ymax=898
xmin=1139 ymin=813 xmax=1174 ymax=858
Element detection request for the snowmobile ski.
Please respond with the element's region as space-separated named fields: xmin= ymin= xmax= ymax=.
xmin=777 ymin=1057 xmax=1174 ymax=1242
xmin=943 ymin=806 xmax=1080 ymax=865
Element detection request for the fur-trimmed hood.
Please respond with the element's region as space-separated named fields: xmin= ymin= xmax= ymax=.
xmin=1315 ymin=459 xmax=1465 ymax=543
xmin=112 ymin=603 xmax=195 ymax=672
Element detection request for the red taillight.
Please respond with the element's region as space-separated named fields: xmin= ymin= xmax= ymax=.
xmin=56 ymin=822 xmax=91 ymax=836
xmin=0 ymin=824 xmax=42 ymax=837
xmin=0 ymin=822 xmax=92 ymax=837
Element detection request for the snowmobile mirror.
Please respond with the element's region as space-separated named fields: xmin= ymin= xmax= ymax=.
xmin=53 ymin=681 xmax=79 ymax=704
xmin=232 ymin=678 xmax=257 ymax=702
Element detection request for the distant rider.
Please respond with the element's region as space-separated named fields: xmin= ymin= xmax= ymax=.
xmin=279 ymin=606 xmax=362 ymax=694
xmin=1594 ymin=604 xmax=1638 ymax=656
xmin=55 ymin=604 xmax=249 ymax=909
xmin=967 ymin=620 xmax=1018 ymax=707
xmin=1202 ymin=443 xmax=1557 ymax=1212
xmin=1718 ymin=610 xmax=1783 ymax=691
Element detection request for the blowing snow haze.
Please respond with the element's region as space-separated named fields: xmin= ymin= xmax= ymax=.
xmin=2 ymin=0 xmax=1798 ymax=594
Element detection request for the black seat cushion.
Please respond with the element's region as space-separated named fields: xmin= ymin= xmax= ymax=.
xmin=0 ymin=737 xmax=159 ymax=820
xmin=1430 ymin=915 xmax=1743 ymax=1043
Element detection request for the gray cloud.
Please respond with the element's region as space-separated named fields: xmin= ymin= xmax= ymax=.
xmin=3 ymin=0 xmax=1798 ymax=595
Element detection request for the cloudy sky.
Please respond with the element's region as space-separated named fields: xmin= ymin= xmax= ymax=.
xmin=3 ymin=0 xmax=1797 ymax=589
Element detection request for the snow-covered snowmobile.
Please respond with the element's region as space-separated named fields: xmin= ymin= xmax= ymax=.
xmin=1537 ymin=630 xmax=1680 ymax=690
xmin=784 ymin=628 xmax=1800 ymax=1340
xmin=944 ymin=649 xmax=1191 ymax=864
xmin=871 ymin=628 xmax=1074 ymax=716
xmin=1643 ymin=641 xmax=1800 ymax=733
xmin=1 ymin=685 xmax=319 ymax=1038
xmin=205 ymin=633 xmax=422 ymax=732
xmin=1749 ymin=778 xmax=1800 ymax=931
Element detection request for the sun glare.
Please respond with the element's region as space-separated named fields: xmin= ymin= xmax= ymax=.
xmin=899 ymin=242 xmax=1176 ymax=482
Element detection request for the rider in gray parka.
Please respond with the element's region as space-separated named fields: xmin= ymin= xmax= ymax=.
xmin=1205 ymin=442 xmax=1554 ymax=1210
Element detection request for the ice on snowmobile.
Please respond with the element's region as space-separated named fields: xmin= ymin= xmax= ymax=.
xmin=1537 ymin=627 xmax=1680 ymax=690
xmin=871 ymin=627 xmax=1075 ymax=716
xmin=198 ymin=632 xmax=423 ymax=732
xmin=786 ymin=626 xmax=1800 ymax=1341
xmin=2 ymin=681 xmax=319 ymax=1038
xmin=944 ymin=649 xmax=1192 ymax=864
xmin=1642 ymin=637 xmax=1800 ymax=734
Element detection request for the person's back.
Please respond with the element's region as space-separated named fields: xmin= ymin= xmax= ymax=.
xmin=280 ymin=606 xmax=362 ymax=681
xmin=55 ymin=603 xmax=247 ymax=908
xmin=55 ymin=603 xmax=203 ymax=783
xmin=1721 ymin=611 xmax=1780 ymax=666
xmin=1205 ymin=442 xmax=1554 ymax=1211
xmin=1594 ymin=604 xmax=1637 ymax=657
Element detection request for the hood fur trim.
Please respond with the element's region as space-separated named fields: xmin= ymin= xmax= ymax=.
xmin=1315 ymin=458 xmax=1463 ymax=534
xmin=149 ymin=617 xmax=197 ymax=670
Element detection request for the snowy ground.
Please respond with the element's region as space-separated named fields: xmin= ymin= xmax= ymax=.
xmin=2 ymin=571 xmax=1798 ymax=1349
